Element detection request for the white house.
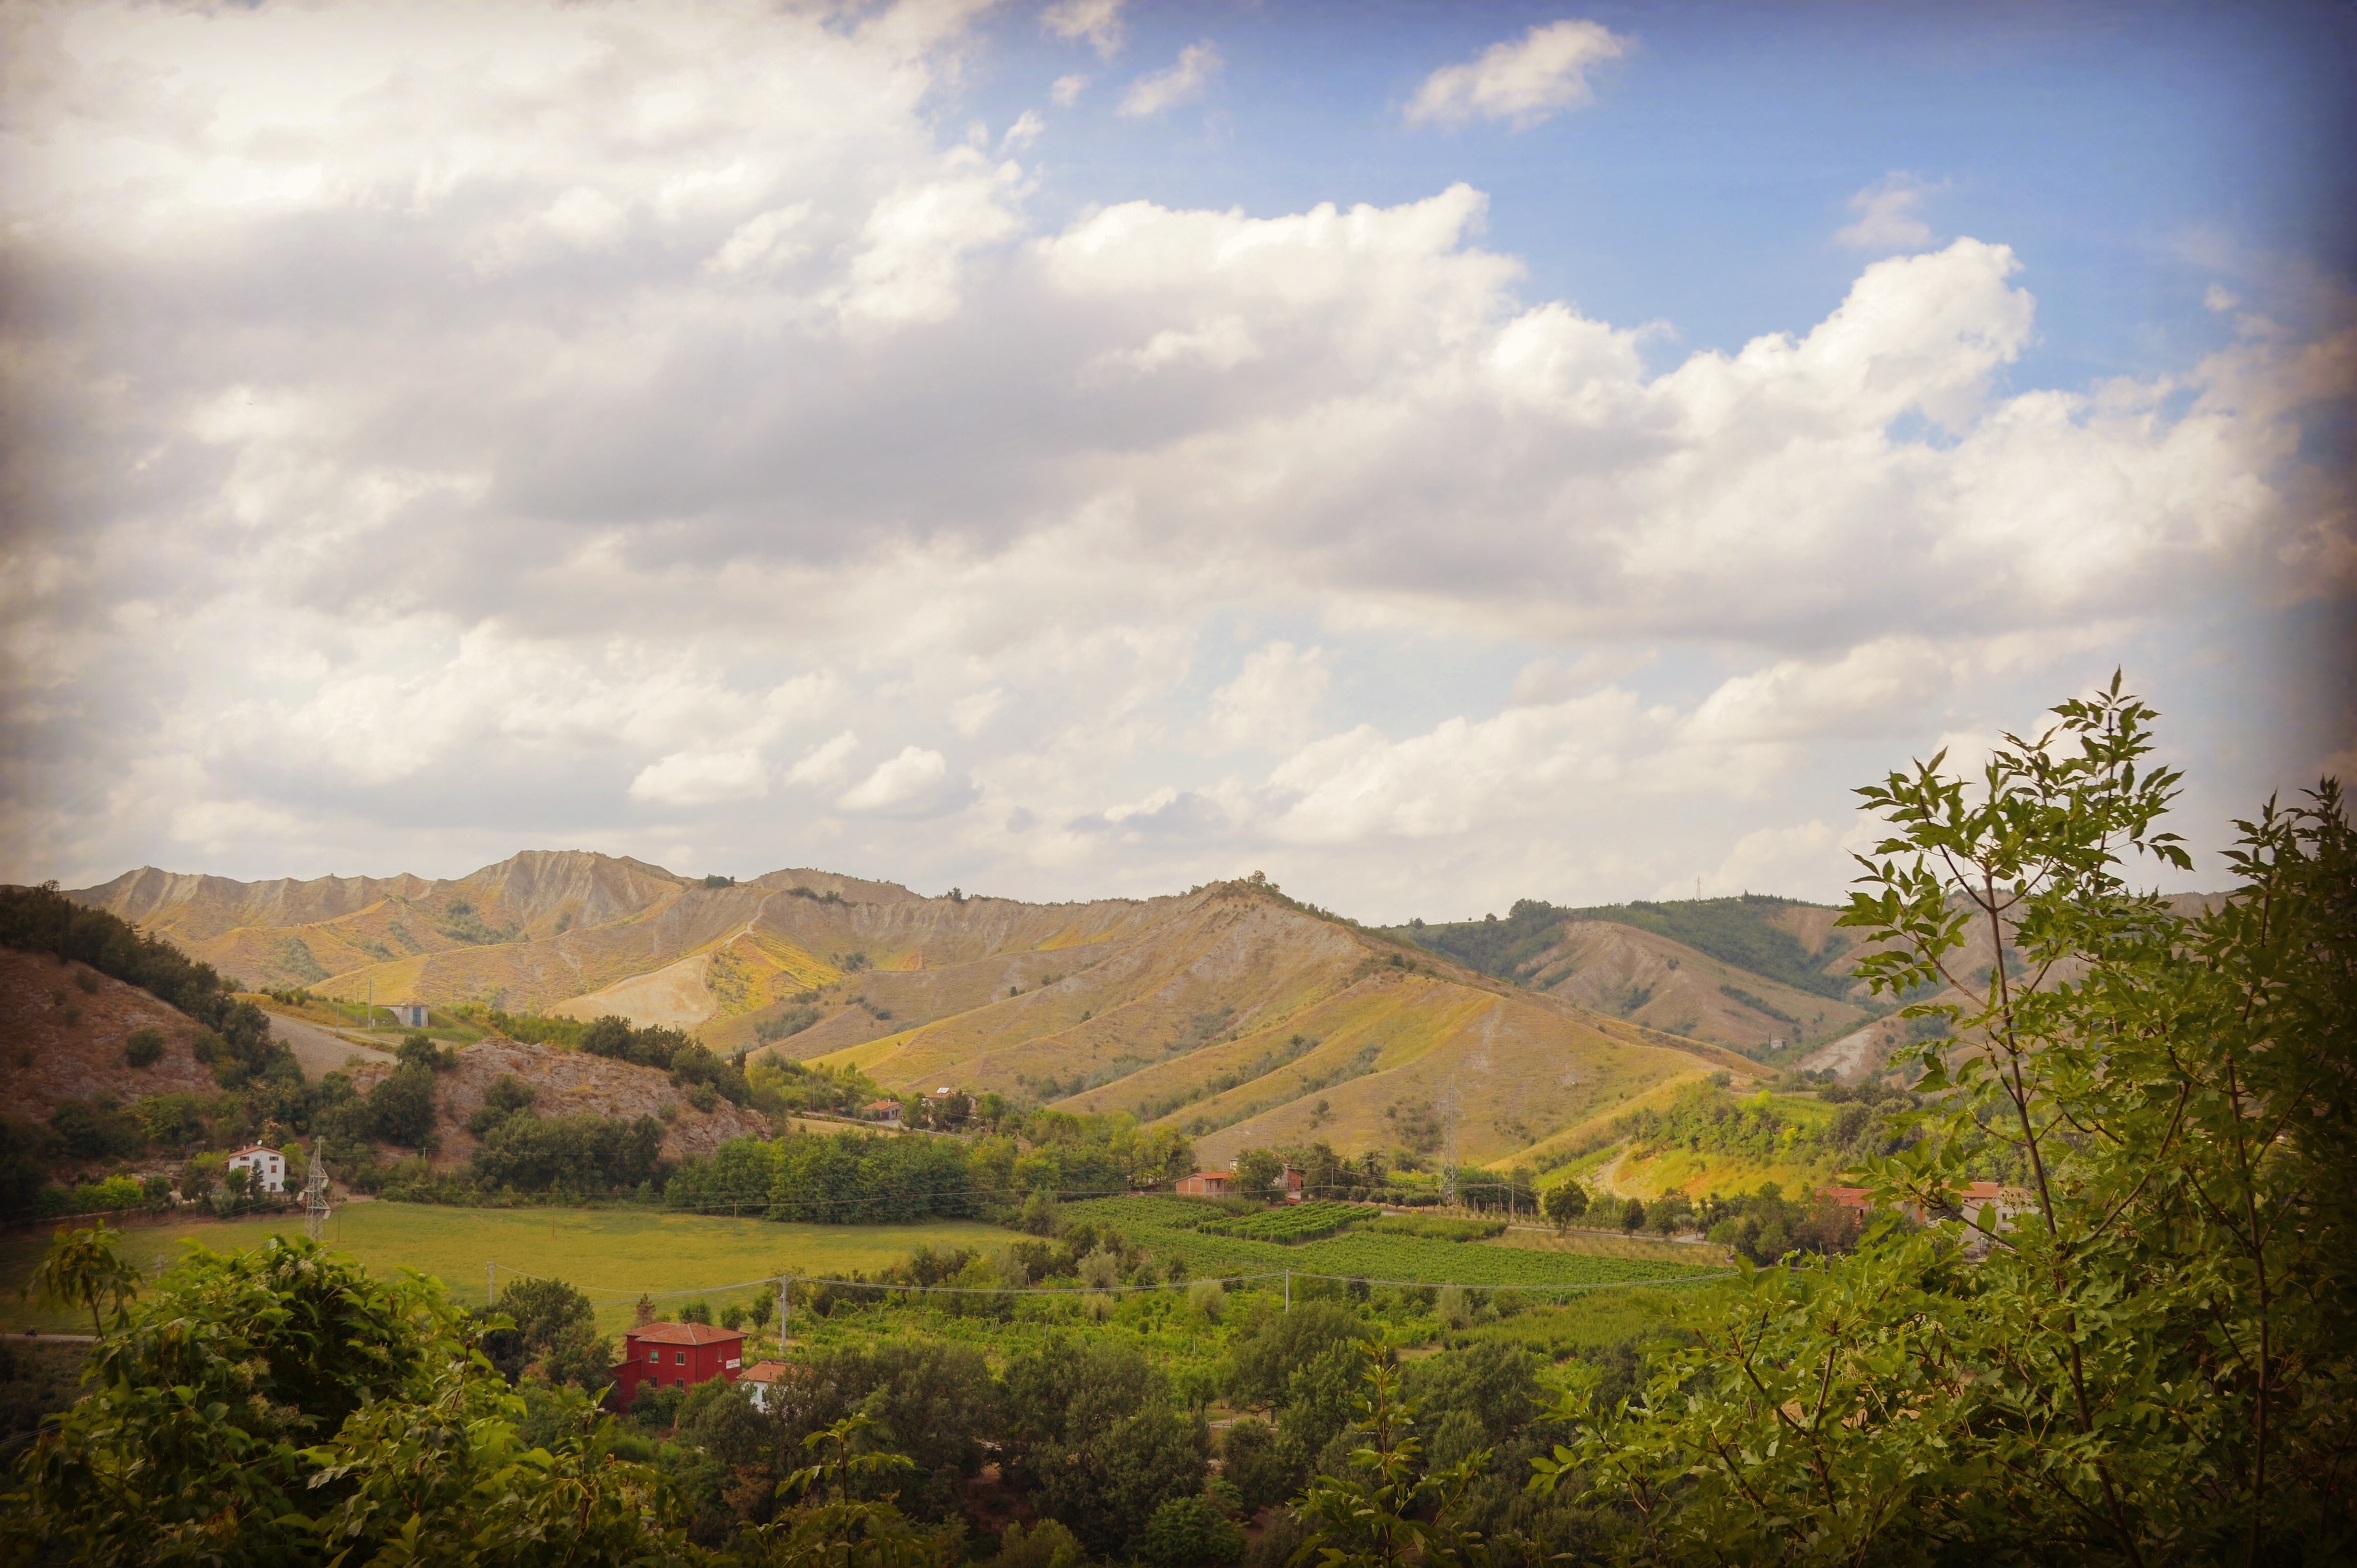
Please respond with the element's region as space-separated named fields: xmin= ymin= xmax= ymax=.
xmin=739 ymin=1359 xmax=788 ymax=1412
xmin=227 ymin=1144 xmax=287 ymax=1193
xmin=390 ymin=1003 xmax=430 ymax=1028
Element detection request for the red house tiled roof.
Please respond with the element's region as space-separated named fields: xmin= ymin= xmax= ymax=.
xmin=628 ymin=1322 xmax=745 ymax=1347
xmin=740 ymin=1360 xmax=788 ymax=1384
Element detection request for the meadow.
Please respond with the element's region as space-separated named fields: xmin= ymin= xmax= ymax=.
xmin=0 ymin=1202 xmax=1020 ymax=1335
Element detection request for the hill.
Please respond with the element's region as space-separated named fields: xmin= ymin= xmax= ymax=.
xmin=1386 ymin=895 xmax=1879 ymax=1056
xmin=0 ymin=948 xmax=218 ymax=1120
xmin=70 ymin=856 xmax=1765 ymax=1174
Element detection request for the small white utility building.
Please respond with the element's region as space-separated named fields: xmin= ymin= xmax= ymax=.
xmin=390 ymin=1003 xmax=430 ymax=1028
xmin=227 ymin=1145 xmax=287 ymax=1193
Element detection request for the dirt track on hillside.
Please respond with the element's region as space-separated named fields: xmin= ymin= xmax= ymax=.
xmin=268 ymin=1013 xmax=396 ymax=1078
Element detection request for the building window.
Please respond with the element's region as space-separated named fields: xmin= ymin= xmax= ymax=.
xmin=675 ymin=1351 xmax=686 ymax=1365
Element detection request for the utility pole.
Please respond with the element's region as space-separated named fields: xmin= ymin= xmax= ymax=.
xmin=777 ymin=1277 xmax=790 ymax=1356
xmin=1284 ymin=1271 xmax=1290 ymax=1313
xmin=486 ymin=1261 xmax=494 ymax=1309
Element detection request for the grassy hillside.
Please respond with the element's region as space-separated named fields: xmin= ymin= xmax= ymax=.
xmin=1390 ymin=894 xmax=1881 ymax=1055
xmin=68 ymin=857 xmax=1771 ymax=1178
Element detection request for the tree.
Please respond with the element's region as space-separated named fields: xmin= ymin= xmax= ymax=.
xmin=1142 ymin=1493 xmax=1245 ymax=1567
xmin=1539 ymin=1181 xmax=1588 ymax=1231
xmin=745 ymin=1413 xmax=945 ymax=1568
xmin=472 ymin=1275 xmax=605 ymax=1387
xmin=6 ymin=1234 xmax=688 ymax=1565
xmin=25 ymin=1221 xmax=141 ymax=1336
xmin=1531 ymin=678 xmax=2356 ymax=1562
xmin=1290 ymin=1340 xmax=1490 ymax=1568
xmin=1233 ymin=1149 xmax=1286 ymax=1202
xmin=367 ymin=1063 xmax=438 ymax=1151
xmin=1615 ymin=1197 xmax=1643 ymax=1233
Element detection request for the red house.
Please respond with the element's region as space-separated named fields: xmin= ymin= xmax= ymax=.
xmin=1176 ymin=1166 xmax=1305 ymax=1203
xmin=610 ymin=1322 xmax=746 ymax=1407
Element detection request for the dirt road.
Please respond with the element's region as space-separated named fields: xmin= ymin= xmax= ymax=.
xmin=268 ymin=1013 xmax=396 ymax=1079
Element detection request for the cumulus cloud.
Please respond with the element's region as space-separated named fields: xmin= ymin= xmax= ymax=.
xmin=1120 ymin=42 xmax=1221 ymax=117
xmin=1207 ymin=643 xmax=1329 ymax=750
xmin=1509 ymin=649 xmax=1657 ymax=705
xmin=836 ymin=746 xmax=972 ymax=818
xmin=785 ymin=732 xmax=861 ymax=788
xmin=630 ymin=749 xmax=769 ymax=806
xmin=1406 ymin=20 xmax=1630 ymax=129
xmin=1052 ymin=74 xmax=1089 ymax=106
xmin=1836 ymin=173 xmax=1940 ymax=252
xmin=1042 ymin=0 xmax=1125 ymax=57
xmin=0 ymin=0 xmax=2343 ymax=920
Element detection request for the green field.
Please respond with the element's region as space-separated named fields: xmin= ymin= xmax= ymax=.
xmin=1063 ymin=1197 xmax=1722 ymax=1290
xmin=1 ymin=1203 xmax=1022 ymax=1336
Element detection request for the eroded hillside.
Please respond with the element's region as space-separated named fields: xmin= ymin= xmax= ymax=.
xmin=71 ymin=856 xmax=1764 ymax=1173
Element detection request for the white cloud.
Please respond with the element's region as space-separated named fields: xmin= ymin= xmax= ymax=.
xmin=951 ymin=688 xmax=1007 ymax=736
xmin=836 ymin=746 xmax=971 ymax=818
xmin=1207 ymin=643 xmax=1329 ymax=750
xmin=1042 ymin=0 xmax=1125 ymax=58
xmin=1120 ymin=42 xmax=1221 ymax=118
xmin=1405 ymin=20 xmax=1630 ymax=129
xmin=1001 ymin=110 xmax=1046 ymax=151
xmin=0 ymin=0 xmax=2341 ymax=922
xmin=1509 ymin=649 xmax=1657 ymax=705
xmin=1094 ymin=315 xmax=1263 ymax=376
xmin=1836 ymin=173 xmax=1939 ymax=252
xmin=705 ymin=203 xmax=812 ymax=276
xmin=629 ymin=749 xmax=768 ymax=806
xmin=1052 ymin=74 xmax=1089 ymax=106
xmin=786 ymin=732 xmax=861 ymax=788
xmin=833 ymin=152 xmax=1027 ymax=325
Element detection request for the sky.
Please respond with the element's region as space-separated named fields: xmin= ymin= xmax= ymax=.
xmin=2 ymin=0 xmax=2351 ymax=923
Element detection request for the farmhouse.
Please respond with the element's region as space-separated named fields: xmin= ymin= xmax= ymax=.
xmin=609 ymin=1322 xmax=745 ymax=1408
xmin=861 ymin=1098 xmax=903 ymax=1126
xmin=226 ymin=1144 xmax=287 ymax=1193
xmin=1177 ymin=1165 xmax=1305 ymax=1203
xmin=739 ymin=1359 xmax=788 ymax=1412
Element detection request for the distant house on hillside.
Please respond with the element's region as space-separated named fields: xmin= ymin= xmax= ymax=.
xmin=390 ymin=1003 xmax=429 ymax=1028
xmin=1819 ymin=1186 xmax=1873 ymax=1214
xmin=610 ymin=1322 xmax=745 ymax=1408
xmin=1177 ymin=1166 xmax=1305 ymax=1203
xmin=226 ymin=1145 xmax=286 ymax=1193
xmin=861 ymin=1099 xmax=903 ymax=1126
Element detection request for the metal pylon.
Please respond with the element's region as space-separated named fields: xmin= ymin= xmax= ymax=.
xmin=304 ymin=1139 xmax=332 ymax=1241
xmin=1439 ymin=1075 xmax=1460 ymax=1207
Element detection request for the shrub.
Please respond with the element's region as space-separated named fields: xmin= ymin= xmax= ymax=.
xmin=1141 ymin=1494 xmax=1245 ymax=1568
xmin=123 ymin=1028 xmax=165 ymax=1068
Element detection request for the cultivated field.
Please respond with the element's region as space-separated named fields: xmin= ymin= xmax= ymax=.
xmin=1062 ymin=1196 xmax=1722 ymax=1290
xmin=0 ymin=1203 xmax=1021 ymax=1335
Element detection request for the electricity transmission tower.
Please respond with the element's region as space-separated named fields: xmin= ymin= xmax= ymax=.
xmin=303 ymin=1140 xmax=332 ymax=1241
xmin=1440 ymin=1075 xmax=1460 ymax=1208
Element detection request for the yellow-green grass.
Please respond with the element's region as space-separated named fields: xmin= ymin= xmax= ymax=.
xmin=1595 ymin=1144 xmax=1839 ymax=1200
xmin=1456 ymin=1287 xmax=1689 ymax=1359
xmin=1488 ymin=1224 xmax=1734 ymax=1266
xmin=1 ymin=1204 xmax=1022 ymax=1336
